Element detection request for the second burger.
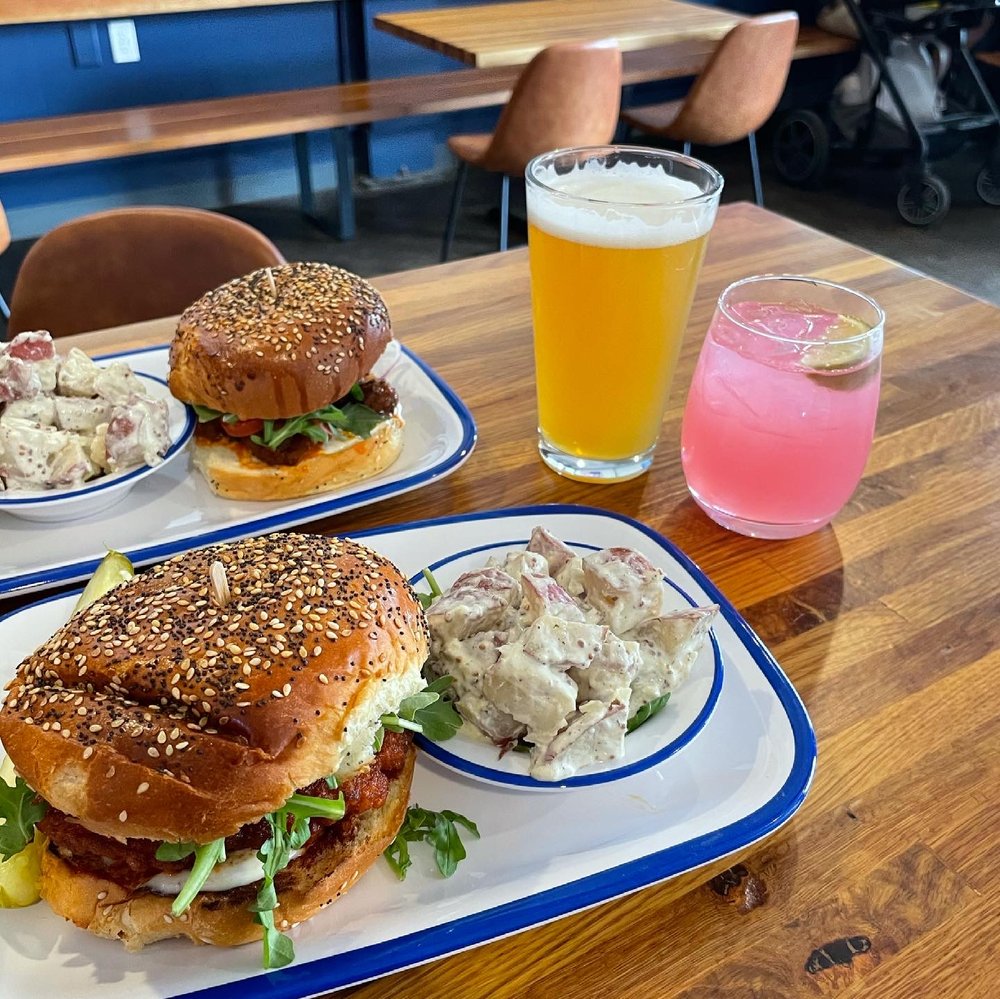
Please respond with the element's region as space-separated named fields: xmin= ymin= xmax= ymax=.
xmin=168 ymin=262 xmax=404 ymax=501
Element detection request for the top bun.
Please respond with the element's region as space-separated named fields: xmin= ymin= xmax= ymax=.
xmin=168 ymin=262 xmax=393 ymax=421
xmin=0 ymin=533 xmax=428 ymax=843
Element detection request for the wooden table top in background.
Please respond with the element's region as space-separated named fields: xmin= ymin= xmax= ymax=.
xmin=373 ymin=0 xmax=746 ymax=68
xmin=0 ymin=0 xmax=330 ymax=26
xmin=24 ymin=203 xmax=1000 ymax=996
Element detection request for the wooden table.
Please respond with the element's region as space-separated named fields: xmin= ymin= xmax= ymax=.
xmin=374 ymin=0 xmax=746 ymax=68
xmin=0 ymin=1 xmax=328 ymax=25
xmin=21 ymin=203 xmax=1000 ymax=996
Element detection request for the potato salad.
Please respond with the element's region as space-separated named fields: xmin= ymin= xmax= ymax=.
xmin=425 ymin=527 xmax=718 ymax=781
xmin=0 ymin=331 xmax=170 ymax=491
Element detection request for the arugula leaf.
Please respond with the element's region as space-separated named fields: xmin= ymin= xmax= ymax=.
xmin=0 ymin=778 xmax=47 ymax=861
xmin=250 ymin=399 xmax=385 ymax=451
xmin=339 ymin=402 xmax=385 ymax=439
xmin=383 ymin=805 xmax=480 ymax=880
xmin=257 ymin=907 xmax=296 ymax=969
xmin=192 ymin=404 xmax=224 ymax=423
xmin=169 ymin=839 xmax=227 ymax=917
xmin=412 ymin=678 xmax=464 ymax=742
xmin=284 ymin=792 xmax=345 ymax=824
xmin=626 ymin=694 xmax=671 ymax=734
xmin=380 ymin=676 xmax=462 ymax=742
xmin=197 ymin=386 xmax=386 ymax=452
xmin=151 ymin=789 xmax=343 ymax=968
xmin=154 ymin=840 xmax=197 ymax=863
xmin=415 ymin=567 xmax=443 ymax=610
xmin=253 ymin=812 xmax=296 ymax=969
xmin=252 ymin=790 xmax=345 ymax=969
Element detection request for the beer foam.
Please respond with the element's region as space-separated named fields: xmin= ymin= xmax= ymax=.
xmin=527 ymin=159 xmax=718 ymax=248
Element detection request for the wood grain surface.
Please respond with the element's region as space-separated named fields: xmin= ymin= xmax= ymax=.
xmin=0 ymin=28 xmax=851 ymax=174
xmin=0 ymin=0 xmax=327 ymax=26
xmin=17 ymin=203 xmax=1000 ymax=996
xmin=374 ymin=0 xmax=746 ymax=68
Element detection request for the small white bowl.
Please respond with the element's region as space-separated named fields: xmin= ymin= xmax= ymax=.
xmin=0 ymin=374 xmax=194 ymax=523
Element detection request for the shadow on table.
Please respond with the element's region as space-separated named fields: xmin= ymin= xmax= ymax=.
xmin=664 ymin=494 xmax=845 ymax=712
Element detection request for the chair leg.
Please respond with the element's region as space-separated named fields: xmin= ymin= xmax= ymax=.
xmin=293 ymin=132 xmax=316 ymax=218
xmin=748 ymin=131 xmax=764 ymax=207
xmin=499 ymin=174 xmax=510 ymax=252
xmin=441 ymin=161 xmax=468 ymax=263
xmin=682 ymin=141 xmax=692 ymax=157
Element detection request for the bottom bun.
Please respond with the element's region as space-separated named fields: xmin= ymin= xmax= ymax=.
xmin=191 ymin=414 xmax=404 ymax=501
xmin=39 ymin=743 xmax=416 ymax=950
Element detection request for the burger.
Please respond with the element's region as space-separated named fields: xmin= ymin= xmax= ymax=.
xmin=0 ymin=533 xmax=432 ymax=963
xmin=168 ymin=262 xmax=404 ymax=501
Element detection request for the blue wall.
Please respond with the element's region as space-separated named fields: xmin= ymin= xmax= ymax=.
xmin=1 ymin=4 xmax=345 ymax=236
xmin=0 ymin=0 xmax=829 ymax=238
xmin=365 ymin=0 xmax=500 ymax=177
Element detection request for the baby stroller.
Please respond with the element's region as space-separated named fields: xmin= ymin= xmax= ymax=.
xmin=772 ymin=0 xmax=1000 ymax=224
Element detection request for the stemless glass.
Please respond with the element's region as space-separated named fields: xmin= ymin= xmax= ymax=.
xmin=525 ymin=146 xmax=723 ymax=482
xmin=681 ymin=275 xmax=885 ymax=539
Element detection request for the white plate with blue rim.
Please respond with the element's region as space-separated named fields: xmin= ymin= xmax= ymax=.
xmin=0 ymin=342 xmax=476 ymax=597
xmin=410 ymin=539 xmax=724 ymax=791
xmin=0 ymin=373 xmax=195 ymax=524
xmin=0 ymin=505 xmax=815 ymax=999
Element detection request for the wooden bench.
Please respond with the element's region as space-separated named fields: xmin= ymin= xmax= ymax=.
xmin=0 ymin=26 xmax=855 ymax=240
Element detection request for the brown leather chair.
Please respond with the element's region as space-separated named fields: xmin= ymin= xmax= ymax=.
xmin=7 ymin=206 xmax=285 ymax=337
xmin=0 ymin=199 xmax=10 ymax=321
xmin=621 ymin=12 xmax=799 ymax=206
xmin=441 ymin=39 xmax=623 ymax=262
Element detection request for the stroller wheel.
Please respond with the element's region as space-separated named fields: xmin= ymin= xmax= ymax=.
xmin=975 ymin=166 xmax=1000 ymax=207
xmin=897 ymin=175 xmax=951 ymax=226
xmin=772 ymin=111 xmax=830 ymax=187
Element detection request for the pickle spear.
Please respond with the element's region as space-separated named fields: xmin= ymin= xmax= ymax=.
xmin=73 ymin=550 xmax=135 ymax=615
xmin=0 ymin=758 xmax=46 ymax=908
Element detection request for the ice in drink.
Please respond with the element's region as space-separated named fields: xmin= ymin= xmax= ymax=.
xmin=681 ymin=295 xmax=882 ymax=538
xmin=526 ymin=149 xmax=721 ymax=481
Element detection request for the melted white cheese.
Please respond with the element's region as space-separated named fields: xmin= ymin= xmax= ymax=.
xmin=145 ymin=847 xmax=302 ymax=896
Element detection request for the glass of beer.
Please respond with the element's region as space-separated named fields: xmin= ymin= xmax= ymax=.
xmin=525 ymin=145 xmax=723 ymax=482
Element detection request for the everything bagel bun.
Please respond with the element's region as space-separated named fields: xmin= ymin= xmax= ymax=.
xmin=0 ymin=533 xmax=428 ymax=843
xmin=168 ymin=262 xmax=393 ymax=421
xmin=37 ymin=743 xmax=415 ymax=950
xmin=191 ymin=411 xmax=404 ymax=503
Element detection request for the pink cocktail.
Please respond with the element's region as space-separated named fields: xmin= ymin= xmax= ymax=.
xmin=681 ymin=275 xmax=885 ymax=539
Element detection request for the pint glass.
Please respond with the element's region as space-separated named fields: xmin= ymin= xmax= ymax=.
xmin=525 ymin=146 xmax=723 ymax=482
